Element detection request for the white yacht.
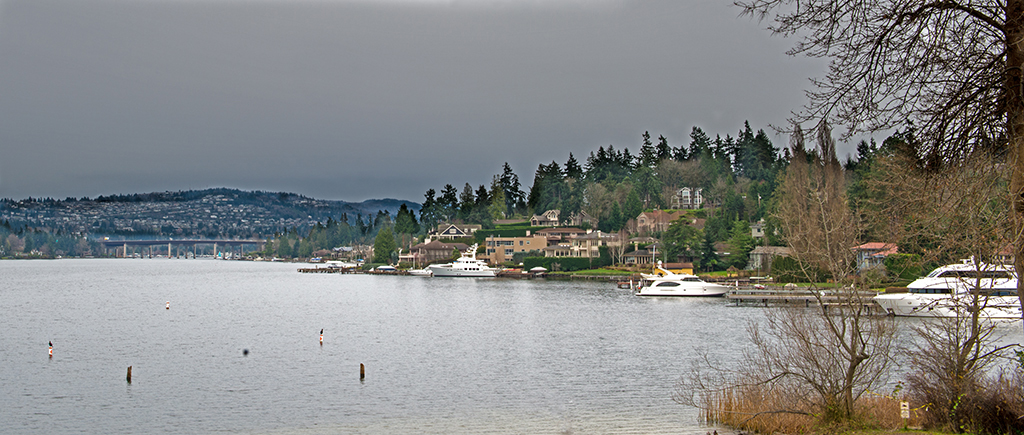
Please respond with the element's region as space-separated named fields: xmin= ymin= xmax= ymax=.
xmin=408 ymin=268 xmax=432 ymax=277
xmin=636 ymin=263 xmax=731 ymax=297
xmin=873 ymin=258 xmax=1021 ymax=318
xmin=427 ymin=244 xmax=498 ymax=277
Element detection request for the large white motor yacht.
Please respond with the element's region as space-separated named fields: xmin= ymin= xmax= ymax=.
xmin=873 ymin=258 xmax=1021 ymax=318
xmin=635 ymin=262 xmax=731 ymax=297
xmin=427 ymin=244 xmax=498 ymax=277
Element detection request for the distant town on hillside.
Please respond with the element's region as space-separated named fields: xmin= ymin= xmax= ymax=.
xmin=0 ymin=188 xmax=417 ymax=240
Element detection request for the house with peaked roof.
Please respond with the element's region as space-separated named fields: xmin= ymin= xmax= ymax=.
xmin=624 ymin=249 xmax=653 ymax=265
xmin=430 ymin=223 xmax=482 ymax=240
xmin=635 ymin=210 xmax=687 ymax=234
xmin=410 ymin=240 xmax=470 ymax=265
xmin=747 ymin=246 xmax=791 ymax=273
xmin=853 ymin=242 xmax=898 ymax=271
xmin=671 ymin=187 xmax=703 ymax=210
xmin=570 ymin=230 xmax=622 ymax=258
xmin=530 ymin=210 xmax=561 ymax=226
xmin=566 ymin=210 xmax=596 ymax=228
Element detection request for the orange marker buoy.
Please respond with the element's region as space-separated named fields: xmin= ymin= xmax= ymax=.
xmin=319 ymin=328 xmax=323 ymax=345
xmin=48 ymin=341 xmax=53 ymax=357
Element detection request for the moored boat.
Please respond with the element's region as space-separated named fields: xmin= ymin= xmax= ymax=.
xmin=873 ymin=258 xmax=1021 ymax=319
xmin=408 ymin=268 xmax=433 ymax=277
xmin=427 ymin=244 xmax=498 ymax=277
xmin=635 ymin=263 xmax=730 ymax=297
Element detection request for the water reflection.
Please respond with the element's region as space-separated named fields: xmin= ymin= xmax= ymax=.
xmin=0 ymin=259 xmax=763 ymax=434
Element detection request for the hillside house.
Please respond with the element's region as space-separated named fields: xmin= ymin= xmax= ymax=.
xmin=484 ymin=234 xmax=548 ymax=264
xmin=635 ymin=210 xmax=687 ymax=234
xmin=431 ymin=223 xmax=482 ymax=240
xmin=671 ymin=187 xmax=703 ymax=209
xmin=530 ymin=210 xmax=561 ymax=227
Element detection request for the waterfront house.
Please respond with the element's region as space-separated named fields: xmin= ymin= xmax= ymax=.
xmin=623 ymin=249 xmax=653 ymax=265
xmin=570 ymin=230 xmax=623 ymax=259
xmin=853 ymin=242 xmax=898 ymax=271
xmin=410 ymin=240 xmax=470 ymax=265
xmin=535 ymin=227 xmax=587 ymax=243
xmin=542 ymin=244 xmax=572 ymax=257
xmin=747 ymin=245 xmax=791 ymax=273
xmin=484 ymin=234 xmax=549 ymax=264
xmin=431 ymin=223 xmax=482 ymax=240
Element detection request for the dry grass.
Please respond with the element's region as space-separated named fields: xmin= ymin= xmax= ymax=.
xmin=704 ymin=386 xmax=925 ymax=435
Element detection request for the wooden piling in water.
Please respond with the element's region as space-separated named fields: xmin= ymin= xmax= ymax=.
xmin=360 ymin=363 xmax=365 ymax=379
xmin=126 ymin=366 xmax=132 ymax=383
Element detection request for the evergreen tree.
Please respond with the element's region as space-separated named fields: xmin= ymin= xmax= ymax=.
xmin=459 ymin=183 xmax=475 ymax=219
xmin=276 ymin=236 xmax=293 ymax=258
xmin=565 ymin=153 xmax=583 ymax=180
xmin=527 ymin=161 xmax=565 ymax=213
xmin=394 ymin=204 xmax=418 ymax=234
xmin=608 ymin=200 xmax=624 ymax=231
xmin=656 ymin=135 xmax=672 ymax=161
xmin=638 ymin=131 xmax=658 ymax=168
xmin=686 ymin=126 xmax=712 ymax=160
xmin=499 ymin=162 xmax=525 ymax=216
xmin=488 ymin=175 xmax=507 ymax=220
xmin=699 ymin=227 xmax=719 ymax=271
xmin=372 ymin=226 xmax=397 ymax=264
xmin=420 ymin=189 xmax=438 ymax=232
xmin=726 ymin=220 xmax=756 ymax=269
xmin=623 ymin=190 xmax=642 ymax=223
xmin=439 ymin=184 xmax=459 ymax=222
xmin=632 ymin=166 xmax=663 ymax=209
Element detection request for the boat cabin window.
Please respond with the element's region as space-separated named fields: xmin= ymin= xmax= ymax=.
xmin=986 ymin=290 xmax=1017 ymax=296
xmin=682 ymin=277 xmax=700 ymax=282
xmin=909 ymin=288 xmax=952 ymax=294
xmin=934 ymin=271 xmax=1012 ymax=279
xmin=655 ymin=282 xmax=681 ymax=287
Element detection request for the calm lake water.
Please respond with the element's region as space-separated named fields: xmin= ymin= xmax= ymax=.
xmin=1 ymin=260 xmax=794 ymax=433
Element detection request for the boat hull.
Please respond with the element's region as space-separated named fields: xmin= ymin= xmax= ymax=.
xmin=636 ymin=284 xmax=730 ymax=297
xmin=873 ymin=293 xmax=1021 ymax=319
xmin=428 ymin=267 xmax=496 ymax=278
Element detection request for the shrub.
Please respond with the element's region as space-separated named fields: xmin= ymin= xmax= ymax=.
xmin=883 ymin=253 xmax=922 ymax=280
xmin=523 ymin=255 xmax=611 ymax=272
xmin=770 ymin=256 xmax=827 ymax=283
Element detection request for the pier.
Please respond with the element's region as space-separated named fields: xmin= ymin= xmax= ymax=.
xmin=726 ymin=288 xmax=881 ymax=311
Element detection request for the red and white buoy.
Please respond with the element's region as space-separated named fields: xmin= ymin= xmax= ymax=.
xmin=166 ymin=301 xmax=170 ymax=310
xmin=319 ymin=329 xmax=323 ymax=345
xmin=48 ymin=341 xmax=53 ymax=357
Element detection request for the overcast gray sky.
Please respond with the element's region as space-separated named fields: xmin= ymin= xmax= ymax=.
xmin=0 ymin=0 xmax=835 ymax=203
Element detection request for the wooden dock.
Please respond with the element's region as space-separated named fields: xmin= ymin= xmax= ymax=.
xmin=727 ymin=288 xmax=881 ymax=310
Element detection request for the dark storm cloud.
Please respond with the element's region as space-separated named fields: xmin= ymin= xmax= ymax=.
xmin=0 ymin=0 xmax=824 ymax=202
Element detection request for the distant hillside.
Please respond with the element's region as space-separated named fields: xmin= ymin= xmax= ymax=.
xmin=0 ymin=188 xmax=420 ymax=239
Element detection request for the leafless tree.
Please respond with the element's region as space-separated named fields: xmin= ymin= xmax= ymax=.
xmin=866 ymin=149 xmax=1021 ymax=430
xmin=736 ymin=0 xmax=1024 ymax=319
xmin=677 ymin=125 xmax=898 ymax=427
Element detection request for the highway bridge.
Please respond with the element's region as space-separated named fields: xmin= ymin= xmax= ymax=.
xmin=99 ymin=239 xmax=266 ymax=258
